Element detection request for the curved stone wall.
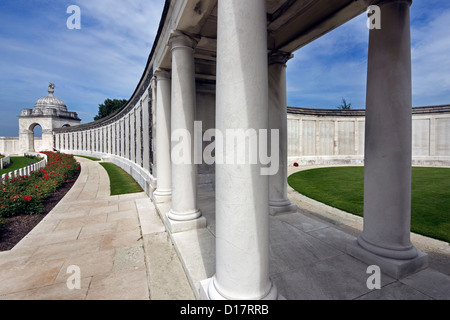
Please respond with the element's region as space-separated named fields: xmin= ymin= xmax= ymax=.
xmin=287 ymin=105 xmax=450 ymax=166
xmin=53 ymin=73 xmax=156 ymax=195
xmin=52 ymin=0 xmax=219 ymax=196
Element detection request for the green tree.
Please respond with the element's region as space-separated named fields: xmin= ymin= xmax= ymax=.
xmin=338 ymin=98 xmax=352 ymax=110
xmin=94 ymin=98 xmax=128 ymax=121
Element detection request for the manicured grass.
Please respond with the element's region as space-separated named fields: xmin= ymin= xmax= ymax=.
xmin=99 ymin=162 xmax=143 ymax=196
xmin=0 ymin=156 xmax=41 ymax=176
xmin=288 ymin=166 xmax=450 ymax=243
xmin=74 ymin=155 xmax=101 ymax=161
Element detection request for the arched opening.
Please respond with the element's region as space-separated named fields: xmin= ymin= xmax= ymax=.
xmin=62 ymin=124 xmax=71 ymax=128
xmin=28 ymin=123 xmax=42 ymax=152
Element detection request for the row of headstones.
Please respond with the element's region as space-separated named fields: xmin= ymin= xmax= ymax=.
xmin=0 ymin=154 xmax=11 ymax=170
xmin=1 ymin=156 xmax=47 ymax=184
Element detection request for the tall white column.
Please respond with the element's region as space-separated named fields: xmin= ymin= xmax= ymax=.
xmin=201 ymin=0 xmax=278 ymax=300
xmin=136 ymin=105 xmax=142 ymax=166
xmin=121 ymin=120 xmax=125 ymax=157
xmin=268 ymin=51 xmax=297 ymax=215
xmin=130 ymin=111 xmax=136 ymax=163
xmin=167 ymin=30 xmax=204 ymax=228
xmin=125 ymin=116 xmax=130 ymax=159
xmin=142 ymin=92 xmax=151 ymax=172
xmin=154 ymin=69 xmax=172 ymax=202
xmin=109 ymin=125 xmax=112 ymax=154
xmin=347 ymin=0 xmax=428 ymax=279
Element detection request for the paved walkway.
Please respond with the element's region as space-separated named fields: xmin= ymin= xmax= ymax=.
xmin=156 ymin=165 xmax=450 ymax=300
xmin=0 ymin=159 xmax=449 ymax=300
xmin=0 ymin=157 xmax=195 ymax=300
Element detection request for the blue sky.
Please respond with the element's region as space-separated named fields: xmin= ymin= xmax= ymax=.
xmin=1 ymin=0 xmax=450 ymax=137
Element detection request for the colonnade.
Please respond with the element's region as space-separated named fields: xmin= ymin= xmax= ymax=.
xmin=54 ymin=87 xmax=154 ymax=194
xmin=54 ymin=0 xmax=427 ymax=300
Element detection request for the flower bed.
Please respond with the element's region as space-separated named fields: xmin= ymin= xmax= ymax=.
xmin=0 ymin=152 xmax=80 ymax=219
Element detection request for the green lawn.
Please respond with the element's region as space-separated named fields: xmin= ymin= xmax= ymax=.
xmin=0 ymin=156 xmax=41 ymax=176
xmin=99 ymin=162 xmax=143 ymax=196
xmin=288 ymin=166 xmax=450 ymax=243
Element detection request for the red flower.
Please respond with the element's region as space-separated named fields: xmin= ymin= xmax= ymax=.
xmin=23 ymin=195 xmax=32 ymax=201
xmin=293 ymin=162 xmax=299 ymax=167
xmin=35 ymin=185 xmax=39 ymax=188
xmin=1 ymin=205 xmax=4 ymax=208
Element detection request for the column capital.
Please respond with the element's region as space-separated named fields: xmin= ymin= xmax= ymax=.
xmin=168 ymin=30 xmax=199 ymax=51
xmin=154 ymin=68 xmax=171 ymax=81
xmin=268 ymin=51 xmax=294 ymax=66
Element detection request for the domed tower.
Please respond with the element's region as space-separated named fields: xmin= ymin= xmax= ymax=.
xmin=18 ymin=83 xmax=81 ymax=154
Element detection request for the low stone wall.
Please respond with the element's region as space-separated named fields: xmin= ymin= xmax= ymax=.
xmin=0 ymin=137 xmax=43 ymax=156
xmin=287 ymin=105 xmax=450 ymax=167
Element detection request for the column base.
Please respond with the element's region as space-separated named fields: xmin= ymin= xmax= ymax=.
xmin=165 ymin=210 xmax=206 ymax=233
xmin=153 ymin=189 xmax=172 ymax=203
xmin=199 ymin=277 xmax=284 ymax=300
xmin=269 ymin=199 xmax=298 ymax=216
xmin=346 ymin=239 xmax=429 ymax=279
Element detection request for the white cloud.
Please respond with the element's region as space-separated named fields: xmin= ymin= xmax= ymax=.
xmin=0 ymin=0 xmax=165 ymax=136
xmin=286 ymin=12 xmax=369 ymax=109
xmin=411 ymin=8 xmax=450 ymax=106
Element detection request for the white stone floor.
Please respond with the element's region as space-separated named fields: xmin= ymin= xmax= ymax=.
xmin=154 ymin=165 xmax=450 ymax=300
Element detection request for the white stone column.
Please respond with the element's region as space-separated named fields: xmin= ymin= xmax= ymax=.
xmin=201 ymin=0 xmax=278 ymax=300
xmin=83 ymin=131 xmax=87 ymax=151
xmin=268 ymin=51 xmax=297 ymax=215
xmin=347 ymin=0 xmax=428 ymax=279
xmin=167 ymin=30 xmax=204 ymax=229
xmin=102 ymin=127 xmax=106 ymax=153
xmin=125 ymin=116 xmax=130 ymax=159
xmin=96 ymin=129 xmax=99 ymax=152
xmin=56 ymin=133 xmax=60 ymax=151
xmin=108 ymin=125 xmax=112 ymax=154
xmin=130 ymin=111 xmax=136 ymax=163
xmin=142 ymin=92 xmax=151 ymax=172
xmin=154 ymin=68 xmax=172 ymax=202
xmin=136 ymin=105 xmax=142 ymax=166
xmin=121 ymin=119 xmax=125 ymax=157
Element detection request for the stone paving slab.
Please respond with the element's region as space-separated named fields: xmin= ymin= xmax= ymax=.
xmin=0 ymin=157 xmax=196 ymax=300
xmin=153 ymin=173 xmax=450 ymax=300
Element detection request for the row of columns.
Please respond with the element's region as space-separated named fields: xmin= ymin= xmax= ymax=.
xmin=55 ymin=0 xmax=425 ymax=300
xmin=153 ymin=0 xmax=425 ymax=300
xmin=54 ymin=97 xmax=152 ymax=173
xmin=152 ymin=1 xmax=296 ymax=300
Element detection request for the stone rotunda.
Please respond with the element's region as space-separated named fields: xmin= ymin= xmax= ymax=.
xmin=18 ymin=83 xmax=81 ymax=154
